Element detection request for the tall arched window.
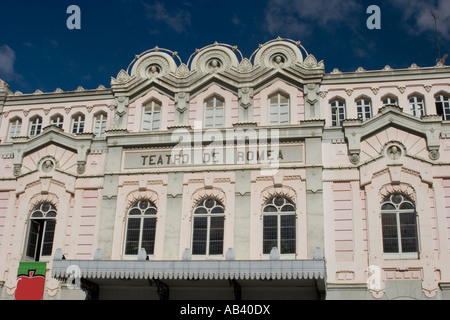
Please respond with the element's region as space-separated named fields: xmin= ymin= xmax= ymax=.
xmin=8 ymin=117 xmax=22 ymax=141
xmin=124 ymin=200 xmax=158 ymax=256
xmin=381 ymin=193 xmax=419 ymax=254
xmin=262 ymin=196 xmax=296 ymax=254
xmin=204 ymin=97 xmax=224 ymax=128
xmin=142 ymin=100 xmax=162 ymax=132
xmin=93 ymin=112 xmax=107 ymax=138
xmin=192 ymin=198 xmax=225 ymax=255
xmin=435 ymin=94 xmax=450 ymax=120
xmin=29 ymin=116 xmax=43 ymax=137
xmin=269 ymin=93 xmax=290 ymax=125
xmin=330 ymin=99 xmax=346 ymax=126
xmin=356 ymin=98 xmax=372 ymax=120
xmin=409 ymin=95 xmax=425 ymax=117
xmin=25 ymin=203 xmax=57 ymax=261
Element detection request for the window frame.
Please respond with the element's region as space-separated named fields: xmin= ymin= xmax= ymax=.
xmin=262 ymin=196 xmax=297 ymax=255
xmin=93 ymin=112 xmax=108 ymax=138
xmin=142 ymin=100 xmax=162 ymax=132
xmin=204 ymin=96 xmax=225 ymax=128
xmin=268 ymin=92 xmax=290 ymax=126
xmin=356 ymin=98 xmax=373 ymax=121
xmin=29 ymin=117 xmax=43 ymax=137
xmin=25 ymin=203 xmax=57 ymax=262
xmin=51 ymin=115 xmax=64 ymax=129
xmin=191 ymin=198 xmax=225 ymax=256
xmin=435 ymin=94 xmax=450 ymax=121
xmin=124 ymin=200 xmax=158 ymax=257
xmin=330 ymin=99 xmax=346 ymax=127
xmin=381 ymin=193 xmax=419 ymax=259
xmin=382 ymin=96 xmax=398 ymax=106
xmin=71 ymin=114 xmax=85 ymax=134
xmin=409 ymin=95 xmax=425 ymax=117
xmin=8 ymin=118 xmax=22 ymax=141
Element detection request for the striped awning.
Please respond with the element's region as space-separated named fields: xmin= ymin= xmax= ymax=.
xmin=51 ymin=259 xmax=326 ymax=281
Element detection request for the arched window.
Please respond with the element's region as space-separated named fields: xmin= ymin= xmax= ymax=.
xmin=124 ymin=200 xmax=158 ymax=256
xmin=93 ymin=112 xmax=107 ymax=138
xmin=382 ymin=95 xmax=398 ymax=106
xmin=381 ymin=194 xmax=418 ymax=254
xmin=25 ymin=203 xmax=57 ymax=261
xmin=192 ymin=198 xmax=225 ymax=255
xmin=204 ymin=96 xmax=224 ymax=128
xmin=409 ymin=95 xmax=425 ymax=117
xmin=262 ymin=196 xmax=296 ymax=254
xmin=29 ymin=116 xmax=43 ymax=137
xmin=72 ymin=114 xmax=85 ymax=134
xmin=142 ymin=100 xmax=162 ymax=132
xmin=8 ymin=117 xmax=22 ymax=141
xmin=435 ymin=94 xmax=450 ymax=120
xmin=330 ymin=99 xmax=346 ymax=126
xmin=269 ymin=92 xmax=290 ymax=125
xmin=356 ymin=98 xmax=372 ymax=120
xmin=51 ymin=114 xmax=64 ymax=129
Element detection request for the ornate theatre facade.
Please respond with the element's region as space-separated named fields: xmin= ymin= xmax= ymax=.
xmin=0 ymin=39 xmax=449 ymax=300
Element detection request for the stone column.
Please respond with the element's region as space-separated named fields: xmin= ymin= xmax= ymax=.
xmin=305 ymin=137 xmax=324 ymax=259
xmin=163 ymin=172 xmax=184 ymax=260
xmin=98 ymin=146 xmax=122 ymax=259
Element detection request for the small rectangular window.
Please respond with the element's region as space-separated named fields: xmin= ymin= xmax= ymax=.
xmin=72 ymin=115 xmax=85 ymax=134
xmin=29 ymin=118 xmax=43 ymax=136
xmin=51 ymin=116 xmax=64 ymax=129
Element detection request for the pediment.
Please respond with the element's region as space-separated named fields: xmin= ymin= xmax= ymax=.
xmin=8 ymin=126 xmax=94 ymax=177
xmin=22 ymin=144 xmax=78 ymax=176
xmin=343 ymin=106 xmax=443 ymax=164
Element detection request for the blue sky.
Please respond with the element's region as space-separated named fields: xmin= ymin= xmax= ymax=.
xmin=0 ymin=0 xmax=449 ymax=94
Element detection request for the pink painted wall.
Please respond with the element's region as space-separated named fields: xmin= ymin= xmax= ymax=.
xmin=76 ymin=189 xmax=100 ymax=259
xmin=332 ymin=182 xmax=354 ymax=262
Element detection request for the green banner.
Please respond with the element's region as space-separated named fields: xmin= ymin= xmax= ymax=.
xmin=17 ymin=262 xmax=47 ymax=276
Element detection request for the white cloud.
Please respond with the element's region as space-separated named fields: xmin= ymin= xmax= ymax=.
xmin=0 ymin=45 xmax=19 ymax=81
xmin=232 ymin=14 xmax=241 ymax=27
xmin=390 ymin=0 xmax=450 ymax=40
xmin=264 ymin=0 xmax=362 ymax=38
xmin=142 ymin=1 xmax=191 ymax=34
